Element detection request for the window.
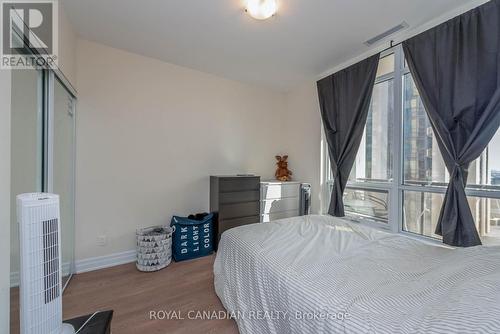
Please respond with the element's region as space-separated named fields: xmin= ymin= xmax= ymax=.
xmin=323 ymin=45 xmax=500 ymax=244
xmin=403 ymin=74 xmax=447 ymax=186
xmin=349 ymin=53 xmax=395 ymax=184
xmin=376 ymin=53 xmax=395 ymax=78
xmin=403 ymin=191 xmax=443 ymax=239
xmin=344 ymin=188 xmax=388 ymax=223
xmin=350 ymin=79 xmax=394 ymax=183
xmin=404 ymin=191 xmax=500 ymax=243
xmin=468 ymin=128 xmax=500 ymax=189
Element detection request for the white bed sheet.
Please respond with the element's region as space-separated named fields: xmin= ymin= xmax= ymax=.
xmin=214 ymin=215 xmax=500 ymax=334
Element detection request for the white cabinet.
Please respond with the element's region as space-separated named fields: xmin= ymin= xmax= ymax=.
xmin=260 ymin=181 xmax=301 ymax=222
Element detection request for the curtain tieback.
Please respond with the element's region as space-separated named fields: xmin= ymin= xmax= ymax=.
xmin=452 ymin=162 xmax=465 ymax=178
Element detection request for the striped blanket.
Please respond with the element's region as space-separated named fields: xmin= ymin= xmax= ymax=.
xmin=214 ymin=215 xmax=500 ymax=334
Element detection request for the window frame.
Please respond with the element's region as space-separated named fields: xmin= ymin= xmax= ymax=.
xmin=322 ymin=45 xmax=500 ymax=243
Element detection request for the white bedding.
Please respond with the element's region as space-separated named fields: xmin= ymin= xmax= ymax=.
xmin=214 ymin=215 xmax=500 ymax=334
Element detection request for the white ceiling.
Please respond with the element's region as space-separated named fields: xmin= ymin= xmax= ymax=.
xmin=62 ymin=0 xmax=475 ymax=91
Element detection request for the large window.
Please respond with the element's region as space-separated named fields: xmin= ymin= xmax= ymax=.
xmin=350 ymin=54 xmax=394 ymax=183
xmin=324 ymin=46 xmax=500 ymax=244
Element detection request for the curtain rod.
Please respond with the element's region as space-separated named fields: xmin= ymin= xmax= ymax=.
xmin=380 ymin=40 xmax=403 ymax=55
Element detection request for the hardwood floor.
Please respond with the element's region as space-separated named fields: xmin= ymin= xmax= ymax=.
xmin=10 ymin=255 xmax=239 ymax=334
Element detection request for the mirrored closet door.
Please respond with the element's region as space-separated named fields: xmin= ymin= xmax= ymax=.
xmin=10 ymin=69 xmax=43 ymax=296
xmin=10 ymin=68 xmax=77 ymax=330
xmin=51 ymin=76 xmax=77 ymax=289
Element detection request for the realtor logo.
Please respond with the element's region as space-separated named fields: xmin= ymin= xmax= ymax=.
xmin=1 ymin=0 xmax=58 ymax=69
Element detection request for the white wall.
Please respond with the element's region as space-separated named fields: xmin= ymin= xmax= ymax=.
xmin=75 ymin=40 xmax=287 ymax=260
xmin=0 ymin=69 xmax=12 ymax=334
xmin=283 ymin=81 xmax=323 ymax=214
xmin=58 ymin=3 xmax=77 ymax=87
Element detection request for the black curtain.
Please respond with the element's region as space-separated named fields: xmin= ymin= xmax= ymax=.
xmin=403 ymin=0 xmax=500 ymax=247
xmin=317 ymin=54 xmax=380 ymax=216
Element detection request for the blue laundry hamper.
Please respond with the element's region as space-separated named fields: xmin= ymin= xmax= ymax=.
xmin=170 ymin=213 xmax=214 ymax=261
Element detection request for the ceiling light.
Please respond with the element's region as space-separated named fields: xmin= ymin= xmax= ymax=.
xmin=245 ymin=0 xmax=278 ymax=20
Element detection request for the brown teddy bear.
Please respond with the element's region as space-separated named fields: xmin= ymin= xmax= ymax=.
xmin=275 ymin=155 xmax=292 ymax=181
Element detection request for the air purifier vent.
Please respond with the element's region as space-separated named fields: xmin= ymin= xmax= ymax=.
xmin=364 ymin=22 xmax=409 ymax=46
xmin=43 ymin=218 xmax=60 ymax=304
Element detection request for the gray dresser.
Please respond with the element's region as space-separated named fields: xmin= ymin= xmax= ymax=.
xmin=210 ymin=175 xmax=261 ymax=249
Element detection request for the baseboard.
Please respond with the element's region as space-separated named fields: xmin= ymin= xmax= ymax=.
xmin=75 ymin=250 xmax=136 ymax=274
xmin=10 ymin=251 xmax=136 ymax=287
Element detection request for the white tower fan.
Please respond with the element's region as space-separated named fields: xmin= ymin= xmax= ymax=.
xmin=17 ymin=193 xmax=75 ymax=334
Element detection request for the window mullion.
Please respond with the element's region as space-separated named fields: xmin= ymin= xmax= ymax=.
xmin=390 ymin=45 xmax=404 ymax=233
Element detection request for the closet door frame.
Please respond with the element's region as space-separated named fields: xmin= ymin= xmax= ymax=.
xmin=41 ymin=69 xmax=77 ymax=291
xmin=42 ymin=70 xmax=77 ymax=192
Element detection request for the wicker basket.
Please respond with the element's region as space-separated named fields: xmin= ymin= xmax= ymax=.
xmin=136 ymin=225 xmax=173 ymax=272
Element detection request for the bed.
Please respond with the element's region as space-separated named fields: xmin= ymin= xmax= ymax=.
xmin=214 ymin=215 xmax=500 ymax=334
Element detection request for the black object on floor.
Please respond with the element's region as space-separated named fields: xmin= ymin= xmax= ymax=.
xmin=64 ymin=310 xmax=113 ymax=334
xmin=188 ymin=212 xmax=209 ymax=220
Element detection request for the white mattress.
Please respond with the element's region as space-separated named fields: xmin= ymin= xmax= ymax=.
xmin=214 ymin=215 xmax=500 ymax=334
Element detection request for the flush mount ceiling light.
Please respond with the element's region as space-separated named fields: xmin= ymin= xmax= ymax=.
xmin=245 ymin=0 xmax=278 ymax=20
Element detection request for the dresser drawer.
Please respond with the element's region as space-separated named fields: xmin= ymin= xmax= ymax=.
xmin=261 ymin=197 xmax=299 ymax=214
xmin=221 ymin=215 xmax=260 ymax=233
xmin=220 ymin=177 xmax=260 ymax=192
xmin=261 ymin=210 xmax=299 ymax=222
xmin=219 ymin=190 xmax=260 ymax=204
xmin=220 ymin=201 xmax=260 ymax=219
xmin=261 ymin=182 xmax=300 ymax=200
